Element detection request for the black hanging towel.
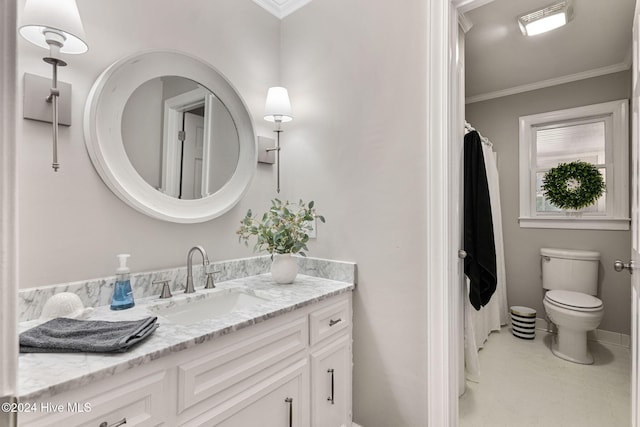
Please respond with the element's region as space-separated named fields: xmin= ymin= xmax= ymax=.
xmin=464 ymin=130 xmax=497 ymax=310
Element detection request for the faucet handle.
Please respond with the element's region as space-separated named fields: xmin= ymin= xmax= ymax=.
xmin=204 ymin=266 xmax=220 ymax=289
xmin=153 ymin=280 xmax=172 ymax=299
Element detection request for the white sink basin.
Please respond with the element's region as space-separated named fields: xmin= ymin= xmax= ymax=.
xmin=151 ymin=291 xmax=269 ymax=325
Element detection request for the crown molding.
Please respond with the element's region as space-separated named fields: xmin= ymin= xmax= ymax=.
xmin=252 ymin=0 xmax=312 ymax=19
xmin=453 ymin=0 xmax=496 ymax=14
xmin=458 ymin=12 xmax=473 ymax=33
xmin=466 ymin=61 xmax=632 ymax=104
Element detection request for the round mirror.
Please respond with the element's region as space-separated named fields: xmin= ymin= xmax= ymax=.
xmin=84 ymin=50 xmax=256 ymax=223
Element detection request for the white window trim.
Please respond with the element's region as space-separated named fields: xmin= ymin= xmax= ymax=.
xmin=519 ymin=99 xmax=630 ymax=230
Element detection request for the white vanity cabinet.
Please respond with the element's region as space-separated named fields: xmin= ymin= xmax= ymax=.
xmin=18 ymin=292 xmax=352 ymax=427
xmin=311 ymin=335 xmax=352 ymax=427
xmin=309 ymin=297 xmax=353 ymax=427
xmin=17 ymin=360 xmax=173 ymax=427
xmin=185 ymin=358 xmax=310 ymax=427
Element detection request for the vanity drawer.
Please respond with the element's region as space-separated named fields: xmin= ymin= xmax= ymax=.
xmin=177 ymin=315 xmax=308 ymax=414
xmin=19 ymin=368 xmax=170 ymax=427
xmin=309 ymin=296 xmax=351 ymax=346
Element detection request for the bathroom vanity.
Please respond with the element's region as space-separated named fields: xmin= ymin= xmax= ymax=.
xmin=16 ymin=260 xmax=355 ymax=427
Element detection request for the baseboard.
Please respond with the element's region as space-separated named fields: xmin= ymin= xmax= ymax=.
xmin=533 ymin=317 xmax=630 ymax=348
xmin=353 ymin=423 xmax=363 ymax=427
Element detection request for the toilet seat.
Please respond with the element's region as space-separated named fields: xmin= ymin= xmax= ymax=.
xmin=545 ymin=290 xmax=603 ymax=312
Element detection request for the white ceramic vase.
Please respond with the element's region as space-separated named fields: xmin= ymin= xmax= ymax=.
xmin=271 ymin=253 xmax=298 ymax=284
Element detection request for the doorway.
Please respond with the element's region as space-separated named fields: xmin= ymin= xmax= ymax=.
xmin=458 ymin=0 xmax=635 ymax=425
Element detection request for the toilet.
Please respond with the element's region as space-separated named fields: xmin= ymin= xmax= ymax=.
xmin=541 ymin=248 xmax=604 ymax=364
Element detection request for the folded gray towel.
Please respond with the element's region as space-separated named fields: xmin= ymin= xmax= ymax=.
xmin=20 ymin=316 xmax=158 ymax=353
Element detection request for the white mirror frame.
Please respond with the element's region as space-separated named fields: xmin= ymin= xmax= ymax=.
xmin=84 ymin=50 xmax=256 ymax=223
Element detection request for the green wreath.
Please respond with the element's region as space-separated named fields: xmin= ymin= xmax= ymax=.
xmin=542 ymin=161 xmax=605 ymax=210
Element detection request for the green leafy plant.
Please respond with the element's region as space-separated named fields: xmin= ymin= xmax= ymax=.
xmin=237 ymin=199 xmax=325 ymax=256
xmin=542 ymin=160 xmax=605 ymax=210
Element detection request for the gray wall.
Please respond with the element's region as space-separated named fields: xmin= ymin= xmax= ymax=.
xmin=280 ymin=1 xmax=429 ymax=425
xmin=466 ymin=71 xmax=632 ymax=335
xmin=122 ymin=78 xmax=163 ymax=188
xmin=17 ymin=0 xmax=281 ymax=288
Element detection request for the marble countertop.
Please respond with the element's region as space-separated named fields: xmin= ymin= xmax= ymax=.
xmin=18 ymin=273 xmax=354 ymax=400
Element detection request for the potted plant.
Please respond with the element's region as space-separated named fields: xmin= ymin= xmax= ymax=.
xmin=237 ymin=199 xmax=325 ymax=284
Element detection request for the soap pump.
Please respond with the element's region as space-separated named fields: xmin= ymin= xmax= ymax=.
xmin=110 ymin=254 xmax=135 ymax=310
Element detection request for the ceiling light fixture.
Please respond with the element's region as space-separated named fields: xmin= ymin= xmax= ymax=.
xmin=518 ymin=1 xmax=573 ymax=37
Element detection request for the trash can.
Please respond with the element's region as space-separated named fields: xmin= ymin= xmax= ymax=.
xmin=510 ymin=306 xmax=536 ymax=340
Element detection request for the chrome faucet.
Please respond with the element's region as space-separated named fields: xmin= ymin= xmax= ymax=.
xmin=185 ymin=245 xmax=210 ymax=294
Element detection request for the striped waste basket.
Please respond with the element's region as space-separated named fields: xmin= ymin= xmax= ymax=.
xmin=510 ymin=306 xmax=536 ymax=340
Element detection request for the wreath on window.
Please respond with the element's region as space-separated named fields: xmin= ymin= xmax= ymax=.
xmin=541 ymin=161 xmax=605 ymax=210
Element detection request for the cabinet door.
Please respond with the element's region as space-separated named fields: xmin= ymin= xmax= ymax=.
xmin=183 ymin=358 xmax=309 ymax=427
xmin=311 ymin=335 xmax=352 ymax=427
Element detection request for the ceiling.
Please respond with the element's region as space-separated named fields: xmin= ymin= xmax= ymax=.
xmin=464 ymin=0 xmax=636 ymax=103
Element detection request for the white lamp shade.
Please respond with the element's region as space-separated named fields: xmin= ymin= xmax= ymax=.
xmin=19 ymin=0 xmax=88 ymax=54
xmin=264 ymin=87 xmax=293 ymax=123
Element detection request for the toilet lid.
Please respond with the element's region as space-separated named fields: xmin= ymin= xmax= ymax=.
xmin=545 ymin=290 xmax=603 ymax=310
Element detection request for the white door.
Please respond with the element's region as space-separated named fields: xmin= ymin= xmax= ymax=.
xmin=629 ymin=4 xmax=640 ymax=425
xmin=455 ymin=24 xmax=467 ymax=397
xmin=1 ymin=2 xmax=18 ymax=426
xmin=180 ymin=112 xmax=205 ymax=200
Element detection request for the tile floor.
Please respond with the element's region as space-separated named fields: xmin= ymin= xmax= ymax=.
xmin=459 ymin=327 xmax=631 ymax=427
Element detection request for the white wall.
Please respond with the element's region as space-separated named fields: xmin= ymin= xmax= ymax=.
xmin=17 ymin=0 xmax=282 ymax=288
xmin=122 ymin=78 xmax=163 ymax=188
xmin=1 ymin=0 xmax=18 ymax=414
xmin=18 ymin=1 xmax=434 ymax=425
xmin=466 ymin=71 xmax=632 ymax=335
xmin=280 ymin=1 xmax=429 ymax=425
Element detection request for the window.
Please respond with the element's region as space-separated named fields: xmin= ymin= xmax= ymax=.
xmin=519 ymin=99 xmax=629 ymax=230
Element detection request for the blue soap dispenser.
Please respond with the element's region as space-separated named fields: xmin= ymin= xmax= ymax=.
xmin=110 ymin=254 xmax=135 ymax=310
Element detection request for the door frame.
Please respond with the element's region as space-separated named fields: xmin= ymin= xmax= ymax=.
xmin=425 ymin=0 xmax=495 ymax=425
xmin=631 ymin=2 xmax=640 ymax=425
xmin=161 ymin=88 xmax=215 ymax=198
xmin=1 ymin=0 xmax=18 ymax=424
xmin=429 ymin=1 xmax=639 ymax=426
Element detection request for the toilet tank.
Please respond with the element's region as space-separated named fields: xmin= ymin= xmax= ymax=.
xmin=540 ymin=248 xmax=600 ymax=295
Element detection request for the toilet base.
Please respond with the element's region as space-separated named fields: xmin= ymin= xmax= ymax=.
xmin=551 ymin=334 xmax=594 ymax=365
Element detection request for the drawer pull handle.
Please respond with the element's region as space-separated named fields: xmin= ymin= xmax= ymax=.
xmin=329 ymin=318 xmax=342 ymax=327
xmin=285 ymin=397 xmax=293 ymax=427
xmin=99 ymin=418 xmax=126 ymax=427
xmin=327 ymin=368 xmax=335 ymax=404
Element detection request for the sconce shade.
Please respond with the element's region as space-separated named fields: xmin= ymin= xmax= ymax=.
xmin=19 ymin=0 xmax=88 ymax=54
xmin=264 ymin=87 xmax=293 ymax=123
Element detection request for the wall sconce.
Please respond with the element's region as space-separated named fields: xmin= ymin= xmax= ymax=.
xmin=261 ymin=86 xmax=293 ymax=193
xmin=19 ymin=0 xmax=88 ymax=172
